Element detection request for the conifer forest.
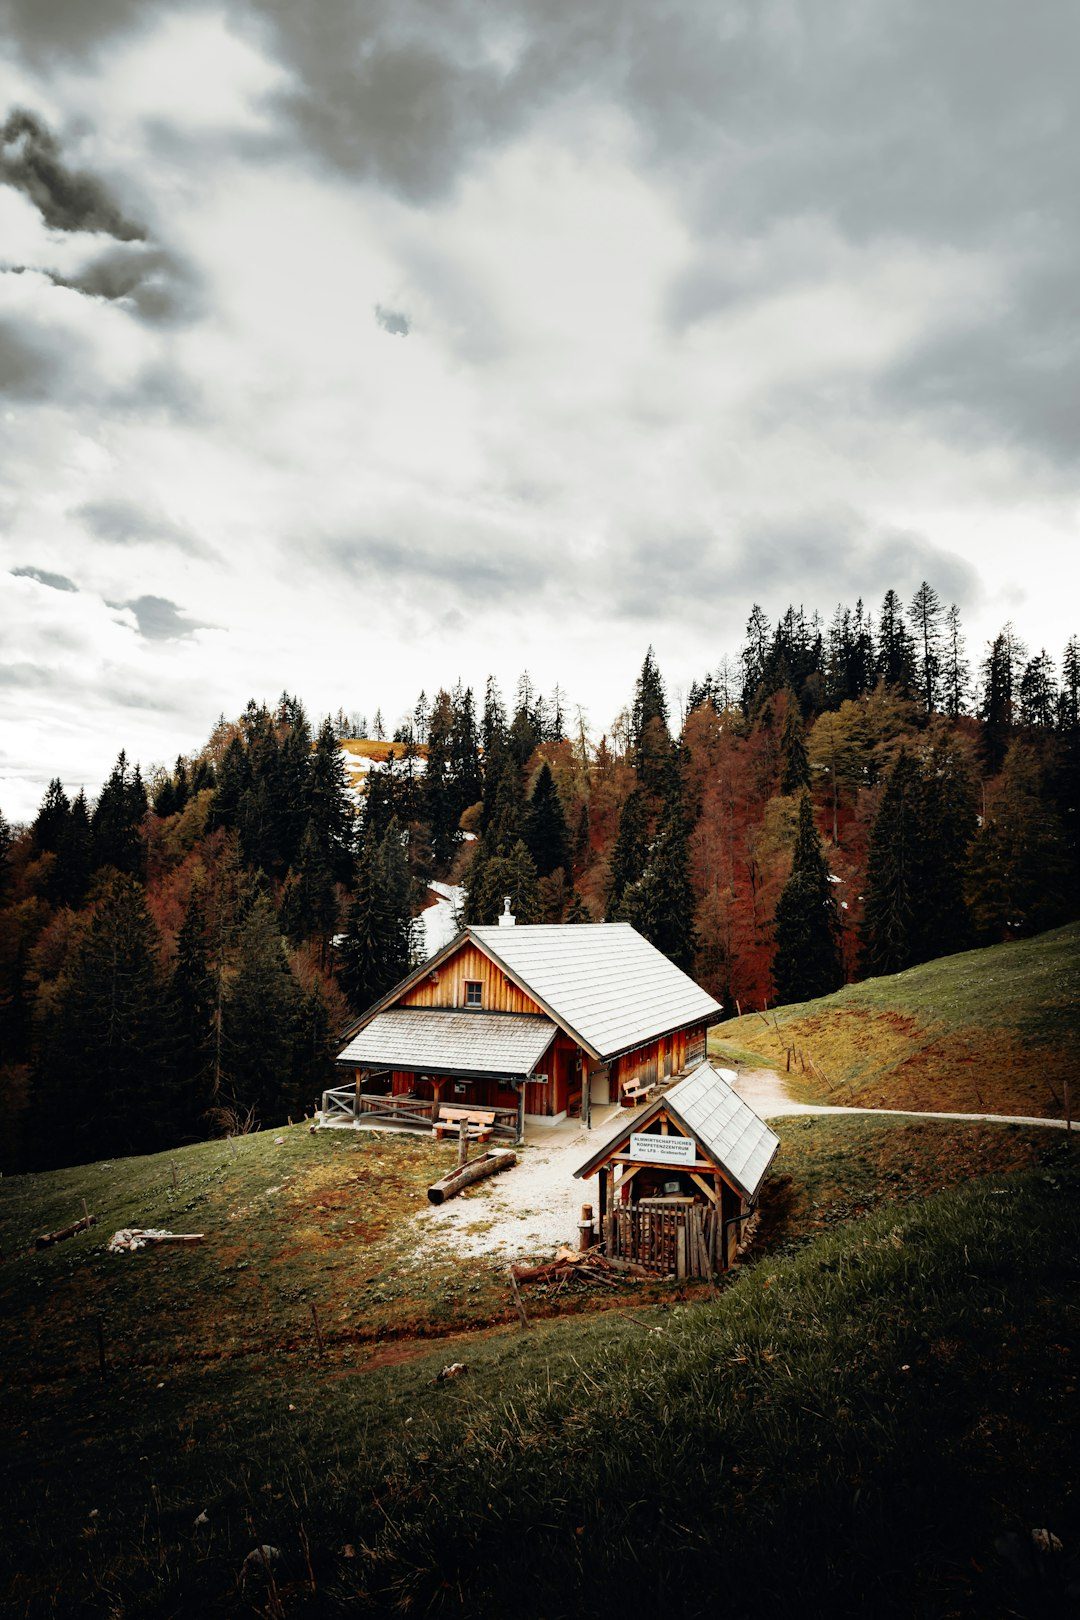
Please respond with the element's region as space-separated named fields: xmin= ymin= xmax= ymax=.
xmin=2 ymin=585 xmax=1077 ymax=1172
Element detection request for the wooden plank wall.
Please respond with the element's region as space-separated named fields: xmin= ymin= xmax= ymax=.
xmin=612 ymin=1023 xmax=704 ymax=1092
xmin=400 ymin=943 xmax=545 ymax=1015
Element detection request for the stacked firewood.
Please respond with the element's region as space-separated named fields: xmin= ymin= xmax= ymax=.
xmin=510 ymin=1246 xmax=650 ymax=1295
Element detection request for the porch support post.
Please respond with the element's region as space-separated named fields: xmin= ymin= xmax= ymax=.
xmin=354 ymin=1067 xmax=363 ymax=1119
xmin=516 ymin=1079 xmax=525 ymax=1145
xmin=431 ymin=1076 xmax=445 ymax=1124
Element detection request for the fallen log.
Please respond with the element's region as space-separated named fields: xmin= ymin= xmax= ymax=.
xmin=108 ymin=1229 xmax=205 ymax=1253
xmin=35 ymin=1213 xmax=96 ymax=1249
xmin=427 ymin=1148 xmax=517 ymax=1205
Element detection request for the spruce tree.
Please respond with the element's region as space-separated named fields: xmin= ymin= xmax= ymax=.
xmin=56 ymin=790 xmax=92 ymax=908
xmin=876 ymin=589 xmax=916 ymax=694
xmin=772 ymin=794 xmax=843 ymax=1003
xmin=425 ymin=690 xmax=459 ymax=869
xmin=222 ymin=895 xmax=303 ymax=1124
xmin=966 ymin=743 xmax=1070 ymax=940
xmin=463 ymin=836 xmax=540 ymax=924
xmin=912 ymin=736 xmax=977 ymax=961
xmin=740 ymin=604 xmax=771 ymax=714
xmin=36 ymin=873 xmax=169 ymax=1165
xmin=565 ymin=889 xmax=592 ymax=923
xmin=208 ymin=734 xmax=250 ymax=832
xmin=908 ymin=580 xmax=943 ymax=713
xmin=942 ymin=603 xmax=970 ymax=717
xmin=449 ymin=684 xmax=483 ymax=819
xmin=605 ymin=789 xmax=649 ymax=919
xmin=0 ymin=808 xmax=10 ymax=904
xmin=308 ymin=717 xmax=356 ymax=884
xmin=90 ymin=752 xmax=147 ymax=876
xmin=980 ymin=624 xmax=1026 ymax=773
xmin=280 ymin=819 xmax=338 ymax=952
xmin=169 ymin=884 xmax=216 ymax=1137
xmin=621 ymin=797 xmax=697 ymax=971
xmin=631 ymin=647 xmax=672 ymax=794
xmin=337 ymin=821 xmax=414 ymax=1012
xmin=524 ymin=763 xmax=569 ymax=877
xmin=780 ymin=703 xmax=811 ymax=795
xmin=860 ymin=750 xmax=922 ymax=975
xmin=1018 ymin=651 xmax=1057 ymax=729
xmin=32 ymin=778 xmax=69 ymax=855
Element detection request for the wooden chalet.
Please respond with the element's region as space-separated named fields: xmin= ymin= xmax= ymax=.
xmin=329 ymin=910 xmax=723 ymax=1141
xmin=574 ymin=1062 xmax=779 ymax=1274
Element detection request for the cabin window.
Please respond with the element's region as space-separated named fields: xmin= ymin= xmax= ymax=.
xmin=463 ymin=980 xmax=483 ymax=1009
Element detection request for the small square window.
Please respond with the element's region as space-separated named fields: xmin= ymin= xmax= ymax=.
xmin=463 ymin=980 xmax=483 ymax=1009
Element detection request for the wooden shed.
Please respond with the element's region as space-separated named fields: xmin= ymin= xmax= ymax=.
xmin=573 ymin=1062 xmax=779 ymax=1275
xmin=328 ymin=913 xmax=722 ymax=1140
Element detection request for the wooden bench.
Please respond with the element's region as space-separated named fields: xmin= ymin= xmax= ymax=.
xmin=433 ymin=1105 xmax=497 ymax=1144
xmin=621 ymin=1082 xmax=654 ymax=1106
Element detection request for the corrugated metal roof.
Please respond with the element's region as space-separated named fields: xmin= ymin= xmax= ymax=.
xmin=664 ymin=1063 xmax=780 ymax=1200
xmin=574 ymin=1061 xmax=778 ymax=1201
xmin=338 ymin=1008 xmax=557 ymax=1077
xmin=469 ymin=923 xmax=722 ymax=1059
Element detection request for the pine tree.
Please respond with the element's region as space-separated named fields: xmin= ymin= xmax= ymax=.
xmin=337 ymin=822 xmax=414 ymax=1012
xmin=0 ymin=808 xmax=12 ymax=905
xmin=90 ymin=752 xmax=146 ymax=875
xmin=942 ymin=604 xmax=970 ymax=717
xmin=908 ymin=581 xmax=943 ymax=713
xmin=36 ymin=873 xmax=169 ymax=1165
xmin=308 ymin=717 xmax=356 ymax=884
xmin=605 ymin=789 xmax=649 ymax=919
xmin=876 ymin=590 xmax=916 ymax=694
xmin=1018 ymin=651 xmax=1057 ymax=729
xmin=565 ymin=889 xmax=592 ymax=923
xmin=425 ymin=689 xmax=459 ymax=869
xmin=56 ymin=790 xmax=92 ymax=908
xmin=621 ymin=797 xmax=697 ymax=971
xmin=631 ymin=647 xmax=671 ymax=794
xmin=524 ymin=763 xmax=569 ymax=878
xmin=771 ymin=795 xmax=843 ymax=1003
xmin=980 ymin=624 xmax=1026 ymax=773
xmin=169 ymin=883 xmax=216 ymax=1136
xmin=780 ymin=703 xmax=811 ymax=795
xmin=280 ymin=820 xmax=338 ymax=951
xmin=740 ymin=604 xmax=771 ymax=714
xmin=222 ymin=895 xmax=303 ymax=1124
xmin=463 ymin=836 xmax=540 ymax=925
xmin=208 ymin=734 xmax=250 ymax=832
xmin=449 ymin=684 xmax=483 ymax=819
xmin=860 ymin=750 xmax=923 ymax=975
xmin=32 ymin=778 xmax=70 ymax=855
xmin=966 ymin=742 xmax=1070 ymax=941
xmin=911 ymin=735 xmax=977 ymax=961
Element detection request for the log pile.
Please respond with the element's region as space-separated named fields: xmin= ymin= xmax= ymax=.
xmin=107 ymin=1229 xmax=205 ymax=1252
xmin=510 ymin=1246 xmax=650 ymax=1296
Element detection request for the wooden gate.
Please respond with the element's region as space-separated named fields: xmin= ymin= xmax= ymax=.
xmin=603 ymin=1202 xmax=727 ymax=1278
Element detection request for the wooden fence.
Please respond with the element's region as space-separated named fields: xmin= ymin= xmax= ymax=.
xmin=604 ymin=1201 xmax=734 ymax=1278
xmin=319 ymin=1087 xmax=519 ymax=1141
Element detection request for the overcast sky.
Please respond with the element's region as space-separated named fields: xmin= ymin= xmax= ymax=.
xmin=1 ymin=1 xmax=1078 ymax=820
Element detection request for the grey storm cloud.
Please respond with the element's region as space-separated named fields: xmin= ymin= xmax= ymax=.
xmin=11 ymin=564 xmax=78 ymax=591
xmin=0 ymin=316 xmax=65 ymax=398
xmin=110 ymin=594 xmax=210 ymax=641
xmin=0 ymin=112 xmax=199 ymax=324
xmin=0 ymin=108 xmax=144 ymax=238
xmin=374 ymin=303 xmax=410 ymax=336
xmin=77 ymin=497 xmax=215 ymax=558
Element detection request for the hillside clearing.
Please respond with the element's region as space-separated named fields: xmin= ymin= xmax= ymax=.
xmin=712 ymin=921 xmax=1080 ymax=1117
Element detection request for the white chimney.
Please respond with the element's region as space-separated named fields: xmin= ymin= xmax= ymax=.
xmin=498 ymin=895 xmax=516 ymax=927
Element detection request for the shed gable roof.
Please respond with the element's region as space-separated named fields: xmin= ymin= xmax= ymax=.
xmin=574 ymin=1062 xmax=779 ymax=1201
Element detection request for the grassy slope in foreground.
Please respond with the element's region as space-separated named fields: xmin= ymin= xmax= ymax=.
xmin=2 ymin=1150 xmax=1077 ymax=1618
xmin=712 ymin=920 xmax=1080 ymax=1117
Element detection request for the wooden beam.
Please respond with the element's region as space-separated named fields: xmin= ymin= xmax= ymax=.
xmin=690 ymin=1171 xmax=719 ymax=1205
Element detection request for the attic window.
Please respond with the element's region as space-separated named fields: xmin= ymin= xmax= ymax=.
xmin=463 ymin=980 xmax=483 ymax=1009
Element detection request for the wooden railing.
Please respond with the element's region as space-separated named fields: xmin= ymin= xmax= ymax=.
xmin=320 ymin=1087 xmax=519 ymax=1141
xmin=604 ymin=1201 xmax=734 ymax=1278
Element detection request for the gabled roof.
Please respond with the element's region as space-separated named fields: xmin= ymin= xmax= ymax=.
xmin=574 ymin=1061 xmax=779 ymax=1201
xmin=339 ymin=1008 xmax=556 ymax=1079
xmin=468 ymin=923 xmax=722 ymax=1060
xmin=338 ymin=922 xmax=722 ymax=1062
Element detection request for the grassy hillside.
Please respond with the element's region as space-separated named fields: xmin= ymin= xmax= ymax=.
xmin=2 ymin=1111 xmax=1075 ymax=1617
xmin=712 ymin=921 xmax=1080 ymax=1117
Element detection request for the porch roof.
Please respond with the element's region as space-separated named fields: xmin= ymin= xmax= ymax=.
xmin=338 ymin=1007 xmax=557 ymax=1080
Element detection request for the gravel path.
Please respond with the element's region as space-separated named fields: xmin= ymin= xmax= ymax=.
xmin=731 ymin=1066 xmax=1073 ymax=1131
xmin=412 ymin=1107 xmax=628 ymax=1262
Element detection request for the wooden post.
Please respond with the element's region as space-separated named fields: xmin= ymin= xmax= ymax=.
xmin=94 ymin=1317 xmax=107 ymax=1379
xmin=508 ymin=1266 xmax=529 ymax=1329
xmin=310 ymin=1302 xmax=325 ymax=1357
xmin=82 ymin=1197 xmax=90 ymax=1223
xmin=456 ymin=1119 xmax=469 ymax=1169
xmin=516 ymin=1080 xmax=525 ymax=1145
xmin=1065 ymin=1081 xmax=1072 ymax=1136
xmin=578 ymin=1203 xmax=594 ymax=1251
xmin=676 ymin=1225 xmax=687 ymax=1280
xmin=170 ymin=1163 xmax=178 ymax=1192
xmin=354 ymin=1068 xmax=362 ymax=1119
